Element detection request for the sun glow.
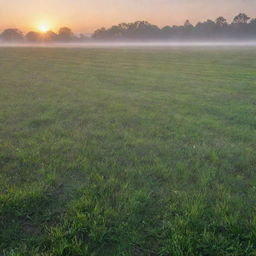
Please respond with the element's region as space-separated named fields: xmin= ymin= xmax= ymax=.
xmin=38 ymin=24 xmax=49 ymax=33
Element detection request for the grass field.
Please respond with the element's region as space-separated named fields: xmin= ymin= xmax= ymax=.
xmin=1 ymin=46 xmax=256 ymax=256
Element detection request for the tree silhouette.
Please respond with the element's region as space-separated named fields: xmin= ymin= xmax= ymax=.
xmin=194 ymin=20 xmax=217 ymax=39
xmin=58 ymin=27 xmax=74 ymax=41
xmin=183 ymin=20 xmax=193 ymax=38
xmin=1 ymin=28 xmax=23 ymax=42
xmin=44 ymin=31 xmax=58 ymax=42
xmin=93 ymin=28 xmax=107 ymax=40
xmin=184 ymin=20 xmax=193 ymax=28
xmin=26 ymin=30 xmax=57 ymax=42
xmin=26 ymin=31 xmax=41 ymax=42
xmin=233 ymin=13 xmax=250 ymax=24
xmin=216 ymin=17 xmax=227 ymax=27
xmin=92 ymin=21 xmax=160 ymax=40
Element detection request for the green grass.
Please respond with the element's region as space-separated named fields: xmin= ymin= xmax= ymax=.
xmin=1 ymin=46 xmax=256 ymax=256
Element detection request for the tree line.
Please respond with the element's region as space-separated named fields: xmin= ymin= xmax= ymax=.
xmin=0 ymin=13 xmax=256 ymax=43
xmin=0 ymin=27 xmax=89 ymax=43
xmin=93 ymin=14 xmax=256 ymax=41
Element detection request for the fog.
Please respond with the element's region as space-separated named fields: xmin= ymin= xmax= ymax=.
xmin=1 ymin=41 xmax=256 ymax=48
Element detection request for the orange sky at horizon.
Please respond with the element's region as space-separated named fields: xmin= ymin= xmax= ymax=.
xmin=0 ymin=0 xmax=255 ymax=34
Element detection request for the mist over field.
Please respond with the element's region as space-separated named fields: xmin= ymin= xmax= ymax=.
xmin=1 ymin=41 xmax=256 ymax=48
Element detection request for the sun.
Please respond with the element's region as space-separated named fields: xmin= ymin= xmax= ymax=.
xmin=39 ymin=24 xmax=49 ymax=33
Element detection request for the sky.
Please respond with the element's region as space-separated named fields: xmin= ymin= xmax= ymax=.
xmin=0 ymin=0 xmax=255 ymax=33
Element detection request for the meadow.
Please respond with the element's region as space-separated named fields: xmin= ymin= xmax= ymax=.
xmin=0 ymin=46 xmax=256 ymax=256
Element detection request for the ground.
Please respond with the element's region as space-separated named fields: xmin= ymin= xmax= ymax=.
xmin=0 ymin=46 xmax=256 ymax=256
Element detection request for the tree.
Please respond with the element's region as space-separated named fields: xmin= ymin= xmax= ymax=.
xmin=26 ymin=31 xmax=41 ymax=42
xmin=26 ymin=31 xmax=57 ymax=43
xmin=161 ymin=26 xmax=173 ymax=39
xmin=216 ymin=17 xmax=227 ymax=27
xmin=233 ymin=13 xmax=250 ymax=24
xmin=58 ymin=27 xmax=74 ymax=41
xmin=184 ymin=20 xmax=193 ymax=28
xmin=248 ymin=19 xmax=256 ymax=35
xmin=44 ymin=31 xmax=58 ymax=42
xmin=175 ymin=20 xmax=193 ymax=39
xmin=92 ymin=21 xmax=160 ymax=41
xmin=250 ymin=19 xmax=256 ymax=26
xmin=92 ymin=28 xmax=107 ymax=40
xmin=195 ymin=20 xmax=217 ymax=39
xmin=1 ymin=28 xmax=23 ymax=42
xmin=231 ymin=13 xmax=251 ymax=38
xmin=127 ymin=21 xmax=160 ymax=40
xmin=214 ymin=17 xmax=229 ymax=38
